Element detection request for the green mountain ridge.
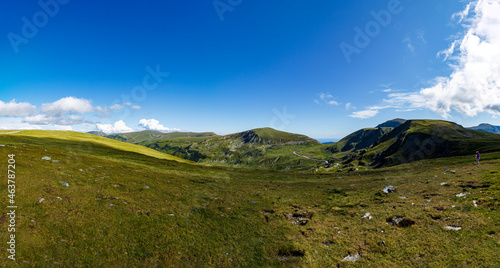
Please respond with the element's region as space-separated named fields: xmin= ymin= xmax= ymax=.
xmin=136 ymin=127 xmax=323 ymax=170
xmin=325 ymin=127 xmax=393 ymax=153
xmin=102 ymin=119 xmax=500 ymax=171
xmin=363 ymin=120 xmax=500 ymax=167
xmin=103 ymin=130 xmax=217 ymax=144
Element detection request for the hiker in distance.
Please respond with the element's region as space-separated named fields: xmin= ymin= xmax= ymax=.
xmin=476 ymin=151 xmax=480 ymax=165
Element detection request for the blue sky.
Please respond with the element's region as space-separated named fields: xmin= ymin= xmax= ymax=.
xmin=1 ymin=0 xmax=499 ymax=139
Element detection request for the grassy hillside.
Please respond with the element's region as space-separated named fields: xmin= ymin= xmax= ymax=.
xmin=106 ymin=130 xmax=217 ymax=144
xmin=3 ymin=130 xmax=192 ymax=164
xmin=325 ymin=127 xmax=393 ymax=153
xmin=140 ymin=128 xmax=326 ymax=170
xmin=0 ymin=130 xmax=498 ymax=266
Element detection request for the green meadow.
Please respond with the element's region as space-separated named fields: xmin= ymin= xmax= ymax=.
xmin=0 ymin=130 xmax=498 ymax=267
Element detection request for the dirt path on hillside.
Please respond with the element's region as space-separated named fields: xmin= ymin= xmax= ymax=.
xmin=293 ymin=151 xmax=329 ymax=164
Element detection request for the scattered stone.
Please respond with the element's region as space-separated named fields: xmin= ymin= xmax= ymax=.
xmin=445 ymin=225 xmax=461 ymax=231
xmin=144 ymin=185 xmax=150 ymax=189
xmin=277 ymin=248 xmax=305 ymax=260
xmin=440 ymin=182 xmax=449 ymax=186
xmin=399 ymin=196 xmax=408 ymax=199
xmin=382 ymin=186 xmax=396 ymax=193
xmin=473 ymin=200 xmax=478 ymax=207
xmin=79 ymin=169 xmax=83 ymax=172
xmin=342 ymin=253 xmax=361 ymax=262
xmin=285 ymin=211 xmax=314 ymax=225
xmin=52 ymin=160 xmax=60 ymax=163
xmin=386 ymin=216 xmax=415 ymax=227
xmin=261 ymin=209 xmax=275 ymax=215
xmin=456 ymin=193 xmax=466 ymax=198
xmin=450 ymin=170 xmax=456 ymax=174
xmin=42 ymin=156 xmax=51 ymax=160
xmin=57 ymin=197 xmax=62 ymax=200
xmin=38 ymin=198 xmax=45 ymax=203
xmin=168 ymin=214 xmax=175 ymax=216
xmin=59 ymin=181 xmax=69 ymax=187
xmin=322 ymin=239 xmax=334 ymax=246
xmin=0 ymin=144 xmax=5 ymax=147
xmin=361 ymin=212 xmax=372 ymax=220
xmin=109 ymin=204 xmax=114 ymax=207
xmin=252 ymin=201 xmax=257 ymax=204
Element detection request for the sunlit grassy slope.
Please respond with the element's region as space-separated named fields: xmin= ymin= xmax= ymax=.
xmin=2 ymin=130 xmax=192 ymax=164
xmin=0 ymin=130 xmax=498 ymax=266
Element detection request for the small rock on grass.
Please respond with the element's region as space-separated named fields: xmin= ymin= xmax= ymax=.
xmin=342 ymin=253 xmax=361 ymax=262
xmin=445 ymin=225 xmax=461 ymax=231
xmin=42 ymin=156 xmax=51 ymax=160
xmin=387 ymin=216 xmax=415 ymax=227
xmin=59 ymin=181 xmax=69 ymax=187
xmin=361 ymin=213 xmax=372 ymax=220
xmin=382 ymin=186 xmax=396 ymax=193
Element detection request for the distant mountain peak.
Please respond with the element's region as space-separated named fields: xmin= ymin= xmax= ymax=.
xmin=376 ymin=118 xmax=407 ymax=128
xmin=87 ymin=131 xmax=108 ymax=137
xmin=467 ymin=123 xmax=500 ymax=134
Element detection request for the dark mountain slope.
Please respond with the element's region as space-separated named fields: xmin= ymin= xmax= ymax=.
xmin=364 ymin=120 xmax=500 ymax=167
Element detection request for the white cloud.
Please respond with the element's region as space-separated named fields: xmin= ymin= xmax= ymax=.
xmin=345 ymin=102 xmax=353 ymax=111
xmin=23 ymin=114 xmax=84 ymax=125
xmin=41 ymin=97 xmax=93 ymax=116
xmin=109 ymin=104 xmax=124 ymax=110
xmin=403 ymin=36 xmax=415 ymax=52
xmin=96 ymin=120 xmax=133 ymax=134
xmin=138 ymin=119 xmax=179 ymax=131
xmin=437 ymin=40 xmax=458 ymax=60
xmin=349 ymin=105 xmax=394 ymax=119
xmin=0 ymin=100 xmax=36 ymax=117
xmin=0 ymin=117 xmax=41 ymax=130
xmin=52 ymin=125 xmax=73 ymax=131
xmin=349 ymin=109 xmax=379 ymax=119
xmin=131 ymin=105 xmax=142 ymax=110
xmin=417 ymin=30 xmax=427 ymax=44
xmin=385 ymin=0 xmax=500 ymax=118
xmin=315 ymin=92 xmax=340 ymax=106
xmin=452 ymin=2 xmax=472 ymax=22
xmin=95 ymin=102 xmax=131 ymax=117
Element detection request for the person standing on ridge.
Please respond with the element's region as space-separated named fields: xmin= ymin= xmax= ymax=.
xmin=476 ymin=151 xmax=480 ymax=165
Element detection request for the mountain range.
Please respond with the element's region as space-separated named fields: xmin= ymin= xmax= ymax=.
xmin=467 ymin=123 xmax=500 ymax=134
xmin=91 ymin=119 xmax=500 ymax=171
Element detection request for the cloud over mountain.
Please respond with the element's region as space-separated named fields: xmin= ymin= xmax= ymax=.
xmin=139 ymin=119 xmax=179 ymax=132
xmin=96 ymin=120 xmax=133 ymax=134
